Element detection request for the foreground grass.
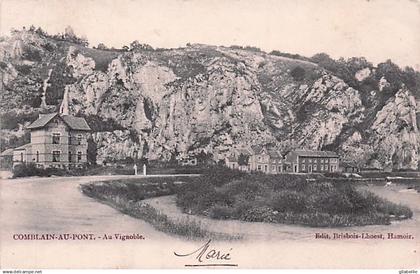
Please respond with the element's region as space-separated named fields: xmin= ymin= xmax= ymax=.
xmin=176 ymin=168 xmax=413 ymax=227
xmin=80 ymin=177 xmax=239 ymax=240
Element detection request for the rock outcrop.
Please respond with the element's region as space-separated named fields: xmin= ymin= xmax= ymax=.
xmin=1 ymin=29 xmax=419 ymax=169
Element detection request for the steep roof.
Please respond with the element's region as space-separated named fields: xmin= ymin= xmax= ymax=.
xmin=13 ymin=144 xmax=32 ymax=151
xmin=293 ymin=149 xmax=338 ymax=158
xmin=27 ymin=113 xmax=91 ymax=131
xmin=0 ymin=148 xmax=14 ymax=156
xmin=251 ymin=145 xmax=265 ymax=154
xmin=236 ymin=148 xmax=253 ymax=156
xmin=27 ymin=113 xmax=58 ymax=129
xmin=61 ymin=115 xmax=91 ymax=131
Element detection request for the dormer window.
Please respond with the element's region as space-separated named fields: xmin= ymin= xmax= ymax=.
xmin=52 ymin=133 xmax=60 ymax=144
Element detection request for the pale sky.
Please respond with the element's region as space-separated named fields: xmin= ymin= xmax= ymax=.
xmin=1 ymin=0 xmax=419 ymax=69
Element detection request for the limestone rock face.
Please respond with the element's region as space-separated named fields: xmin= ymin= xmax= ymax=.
xmin=1 ymin=30 xmax=419 ymax=169
xmin=93 ymin=131 xmax=142 ymax=164
xmin=370 ymin=87 xmax=419 ymax=169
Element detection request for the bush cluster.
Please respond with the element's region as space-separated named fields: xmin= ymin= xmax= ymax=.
xmin=12 ymin=162 xmax=89 ymax=178
xmin=176 ymin=170 xmax=413 ymax=227
xmin=80 ymin=178 xmax=237 ymax=240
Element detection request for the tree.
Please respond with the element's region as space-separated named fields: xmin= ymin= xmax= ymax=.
xmin=87 ymin=138 xmax=97 ymax=165
xmin=130 ymin=40 xmax=154 ymax=51
xmin=311 ymin=53 xmax=337 ymax=72
xmin=35 ymin=27 xmax=47 ymax=36
xmin=375 ymin=60 xmax=403 ymax=94
xmin=64 ymin=25 xmax=76 ymax=39
xmin=290 ymin=66 xmax=306 ymax=81
xmin=238 ymin=153 xmax=250 ymax=166
xmin=96 ymin=43 xmax=108 ymax=50
xmin=196 ymin=151 xmax=213 ymax=165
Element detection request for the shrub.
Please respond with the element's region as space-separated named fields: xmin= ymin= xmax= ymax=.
xmin=200 ymin=165 xmax=246 ymax=186
xmin=240 ymin=206 xmax=274 ymax=222
xmin=270 ymin=191 xmax=307 ymax=213
xmin=80 ymin=180 xmax=237 ymax=240
xmin=290 ymin=66 xmax=306 ymax=81
xmin=176 ymin=172 xmax=413 ymax=227
xmin=209 ymin=204 xmax=235 ymax=219
xmin=13 ymin=163 xmax=48 ymax=178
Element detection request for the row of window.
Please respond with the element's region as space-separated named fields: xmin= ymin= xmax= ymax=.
xmin=300 ymin=164 xmax=337 ymax=171
xmin=301 ymin=158 xmax=338 ymax=164
xmin=52 ymin=133 xmax=83 ymax=145
xmin=19 ymin=151 xmax=83 ymax=163
xmin=52 ymin=151 xmax=83 ymax=162
xmin=231 ymin=163 xmax=283 ymax=173
xmin=257 ymin=164 xmax=282 ymax=172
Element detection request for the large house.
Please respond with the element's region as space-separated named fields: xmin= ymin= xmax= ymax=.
xmin=285 ymin=149 xmax=339 ymax=173
xmin=12 ymin=112 xmax=91 ymax=168
xmin=226 ymin=146 xmax=291 ymax=174
xmin=226 ymin=147 xmax=340 ymax=174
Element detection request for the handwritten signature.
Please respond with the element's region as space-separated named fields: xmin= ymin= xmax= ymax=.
xmin=174 ymin=239 xmax=233 ymax=264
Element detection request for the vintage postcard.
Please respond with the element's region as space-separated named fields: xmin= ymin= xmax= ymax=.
xmin=0 ymin=0 xmax=419 ymax=271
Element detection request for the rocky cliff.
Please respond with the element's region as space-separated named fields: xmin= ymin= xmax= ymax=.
xmin=1 ymin=29 xmax=419 ymax=169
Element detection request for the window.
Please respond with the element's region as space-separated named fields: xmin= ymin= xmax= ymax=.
xmin=320 ymin=165 xmax=324 ymax=171
xmin=264 ymin=165 xmax=268 ymax=172
xmin=302 ymin=158 xmax=306 ymax=163
xmin=271 ymin=165 xmax=276 ymax=171
xmin=52 ymin=133 xmax=60 ymax=144
xmin=257 ymin=165 xmax=262 ymax=171
xmin=232 ymin=163 xmax=236 ymax=169
xmin=321 ymin=159 xmax=324 ymax=163
xmin=52 ymin=151 xmax=60 ymax=162
xmin=309 ymin=158 xmax=312 ymax=163
xmin=77 ymin=135 xmax=83 ymax=145
xmin=77 ymin=152 xmax=82 ymax=162
xmin=325 ymin=164 xmax=328 ymax=170
xmin=36 ymin=151 xmax=39 ymax=162
xmin=301 ymin=164 xmax=305 ymax=170
xmin=313 ymin=164 xmax=317 ymax=171
xmin=20 ymin=152 xmax=23 ymax=162
xmin=69 ymin=151 xmax=72 ymax=162
xmin=278 ymin=165 xmax=282 ymax=172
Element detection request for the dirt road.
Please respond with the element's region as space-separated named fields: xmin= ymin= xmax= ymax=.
xmin=0 ymin=176 xmax=418 ymax=268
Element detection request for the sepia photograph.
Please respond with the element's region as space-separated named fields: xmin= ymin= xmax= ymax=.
xmin=0 ymin=0 xmax=419 ymax=271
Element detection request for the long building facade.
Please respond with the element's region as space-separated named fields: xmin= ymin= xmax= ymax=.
xmin=226 ymin=147 xmax=339 ymax=174
xmin=226 ymin=146 xmax=292 ymax=174
xmin=285 ymin=150 xmax=339 ymax=173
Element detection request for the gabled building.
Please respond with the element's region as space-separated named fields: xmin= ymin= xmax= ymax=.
xmin=12 ymin=112 xmax=91 ymax=168
xmin=226 ymin=146 xmax=291 ymax=174
xmin=285 ymin=149 xmax=339 ymax=173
